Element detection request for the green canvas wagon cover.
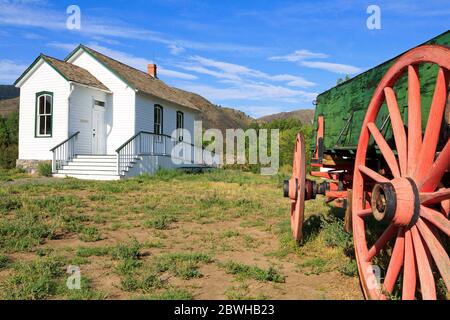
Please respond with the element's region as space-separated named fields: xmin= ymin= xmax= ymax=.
xmin=311 ymin=30 xmax=450 ymax=153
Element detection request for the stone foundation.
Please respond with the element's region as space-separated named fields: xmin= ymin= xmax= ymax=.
xmin=16 ymin=159 xmax=51 ymax=174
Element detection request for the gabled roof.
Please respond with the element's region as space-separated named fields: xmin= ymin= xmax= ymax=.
xmin=15 ymin=54 xmax=109 ymax=92
xmin=66 ymin=45 xmax=199 ymax=111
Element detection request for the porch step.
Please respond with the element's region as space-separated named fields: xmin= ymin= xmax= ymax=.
xmin=53 ymin=173 xmax=121 ymax=181
xmin=57 ymin=169 xmax=118 ymax=175
xmin=76 ymin=154 xmax=117 ymax=159
xmin=60 ymin=166 xmax=117 ymax=172
xmin=53 ymin=154 xmax=143 ymax=180
xmin=53 ymin=154 xmax=121 ymax=180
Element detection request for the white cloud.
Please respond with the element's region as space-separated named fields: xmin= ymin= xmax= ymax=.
xmin=168 ymin=44 xmax=185 ymax=55
xmin=300 ymin=61 xmax=362 ymax=74
xmin=0 ymin=1 xmax=262 ymax=54
xmin=157 ymin=67 xmax=197 ymax=80
xmin=269 ymin=49 xmax=329 ymax=62
xmin=49 ymin=42 xmax=199 ymax=81
xmin=270 ymin=48 xmax=362 ymax=75
xmin=179 ymin=55 xmax=316 ymax=88
xmin=0 ymin=59 xmax=28 ymax=83
xmin=180 ymin=82 xmax=317 ymax=104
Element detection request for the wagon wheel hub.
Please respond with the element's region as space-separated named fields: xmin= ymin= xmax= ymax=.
xmin=283 ymin=178 xmax=298 ymax=202
xmin=371 ymin=178 xmax=420 ymax=228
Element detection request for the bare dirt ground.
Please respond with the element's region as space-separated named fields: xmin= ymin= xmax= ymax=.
xmin=0 ymin=170 xmax=362 ymax=300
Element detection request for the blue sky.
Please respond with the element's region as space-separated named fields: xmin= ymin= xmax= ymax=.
xmin=0 ymin=0 xmax=448 ymax=118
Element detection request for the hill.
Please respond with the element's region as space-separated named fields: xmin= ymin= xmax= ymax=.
xmin=258 ymin=109 xmax=315 ymax=124
xmin=0 ymin=85 xmax=19 ymax=100
xmin=0 ymin=97 xmax=19 ymax=117
xmin=172 ymin=88 xmax=254 ymax=132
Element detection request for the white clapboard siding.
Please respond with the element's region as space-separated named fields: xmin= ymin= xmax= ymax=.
xmin=18 ymin=61 xmax=71 ymax=160
xmin=68 ymin=50 xmax=135 ymax=154
xmin=135 ymin=93 xmax=197 ymax=146
xmin=69 ymin=85 xmax=108 ymax=155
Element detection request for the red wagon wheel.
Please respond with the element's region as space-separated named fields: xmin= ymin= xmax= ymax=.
xmin=352 ymin=45 xmax=450 ymax=300
xmin=284 ymin=133 xmax=306 ymax=242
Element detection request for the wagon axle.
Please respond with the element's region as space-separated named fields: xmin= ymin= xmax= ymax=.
xmin=283 ymin=178 xmax=329 ymax=201
xmin=371 ymin=178 xmax=420 ymax=228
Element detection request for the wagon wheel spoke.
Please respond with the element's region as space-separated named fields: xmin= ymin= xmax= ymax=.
xmin=384 ymin=87 xmax=408 ymax=176
xmin=366 ymin=224 xmax=397 ymax=262
xmin=414 ymin=67 xmax=449 ymax=183
xmin=407 ymin=65 xmax=422 ymax=175
xmin=420 ymin=188 xmax=450 ymax=205
xmin=367 ymin=122 xmax=401 ymax=178
xmin=356 ymin=208 xmax=373 ymax=218
xmin=358 ymin=165 xmax=390 ymax=183
xmin=410 ymin=226 xmax=436 ymax=300
xmin=415 ymin=219 xmax=450 ymax=292
xmin=420 ymin=206 xmax=450 ymax=237
xmin=419 ymin=139 xmax=450 ymax=192
xmin=383 ymin=228 xmax=405 ymax=293
xmin=402 ymin=230 xmax=416 ymax=300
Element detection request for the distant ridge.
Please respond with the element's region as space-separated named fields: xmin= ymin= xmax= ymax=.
xmin=0 ymin=85 xmax=19 ymax=100
xmin=171 ymin=88 xmax=254 ymax=132
xmin=258 ymin=109 xmax=315 ymax=124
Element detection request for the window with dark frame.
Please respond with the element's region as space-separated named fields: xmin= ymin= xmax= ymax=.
xmin=154 ymin=105 xmax=163 ymax=142
xmin=36 ymin=92 xmax=53 ymax=137
xmin=176 ymin=111 xmax=184 ymax=142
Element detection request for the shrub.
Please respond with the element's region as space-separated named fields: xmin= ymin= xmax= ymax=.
xmin=37 ymin=162 xmax=52 ymax=177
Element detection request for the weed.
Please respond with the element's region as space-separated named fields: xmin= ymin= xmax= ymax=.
xmin=76 ymin=247 xmax=111 ymax=258
xmin=0 ymin=255 xmax=10 ymax=269
xmin=0 ymin=256 xmax=65 ymax=299
xmin=111 ymin=239 xmax=141 ymax=260
xmin=78 ymin=226 xmax=102 ymax=242
xmin=136 ymin=287 xmax=193 ymax=300
xmin=37 ymin=162 xmax=52 ymax=177
xmin=0 ymin=195 xmax=22 ymax=213
xmin=152 ymin=252 xmax=211 ymax=280
xmin=297 ymin=257 xmax=328 ymax=275
xmin=144 ymin=215 xmax=177 ymax=230
xmin=219 ymin=261 xmax=285 ymax=283
xmin=0 ymin=211 xmax=54 ymax=252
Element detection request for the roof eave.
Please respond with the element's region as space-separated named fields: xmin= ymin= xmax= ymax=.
xmin=69 ymin=81 xmax=112 ymax=94
xmin=136 ymin=90 xmax=200 ymax=112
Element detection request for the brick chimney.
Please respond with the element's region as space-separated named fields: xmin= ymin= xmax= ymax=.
xmin=147 ymin=63 xmax=157 ymax=78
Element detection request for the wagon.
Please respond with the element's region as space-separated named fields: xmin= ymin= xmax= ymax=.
xmin=284 ymin=31 xmax=450 ymax=300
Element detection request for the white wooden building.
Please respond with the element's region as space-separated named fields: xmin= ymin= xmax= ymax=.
xmin=14 ymin=45 xmax=215 ymax=180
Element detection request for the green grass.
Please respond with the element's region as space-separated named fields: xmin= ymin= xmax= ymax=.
xmin=144 ymin=215 xmax=177 ymax=230
xmin=133 ymin=287 xmax=193 ymax=300
xmin=0 ymin=169 xmax=362 ymax=300
xmin=0 ymin=255 xmax=10 ymax=269
xmin=78 ymin=226 xmax=102 ymax=242
xmin=219 ymin=261 xmax=285 ymax=283
xmin=0 ymin=195 xmax=22 ymax=214
xmin=0 ymin=256 xmax=66 ymax=299
xmin=152 ymin=252 xmax=212 ymax=280
xmin=0 ymin=210 xmax=54 ymax=252
xmin=111 ymin=239 xmax=141 ymax=260
xmin=37 ymin=162 xmax=52 ymax=177
xmin=76 ymin=247 xmax=111 ymax=258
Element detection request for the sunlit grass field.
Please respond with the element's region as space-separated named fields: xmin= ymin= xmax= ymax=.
xmin=0 ymin=169 xmax=361 ymax=300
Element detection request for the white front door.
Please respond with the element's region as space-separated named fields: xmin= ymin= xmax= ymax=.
xmin=92 ymin=101 xmax=106 ymax=154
